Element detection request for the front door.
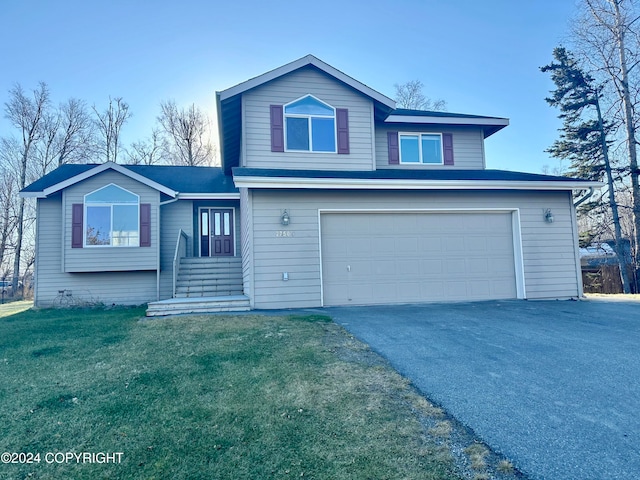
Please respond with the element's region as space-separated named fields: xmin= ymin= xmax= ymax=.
xmin=200 ymin=208 xmax=234 ymax=256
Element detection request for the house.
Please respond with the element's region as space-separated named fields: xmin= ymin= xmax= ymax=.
xmin=20 ymin=55 xmax=601 ymax=315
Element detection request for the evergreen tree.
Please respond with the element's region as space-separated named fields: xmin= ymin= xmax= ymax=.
xmin=542 ymin=46 xmax=632 ymax=292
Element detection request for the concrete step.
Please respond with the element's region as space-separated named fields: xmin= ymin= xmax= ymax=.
xmin=175 ymin=286 xmax=244 ymax=297
xmin=180 ymin=257 xmax=241 ymax=265
xmin=177 ymin=272 xmax=242 ymax=282
xmin=146 ymin=295 xmax=251 ymax=316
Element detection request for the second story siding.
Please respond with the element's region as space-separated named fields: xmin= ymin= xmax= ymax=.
xmin=375 ymin=123 xmax=486 ymax=170
xmin=242 ymin=66 xmax=375 ymax=171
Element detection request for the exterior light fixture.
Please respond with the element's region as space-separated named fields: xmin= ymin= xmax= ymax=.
xmin=544 ymin=209 xmax=554 ymax=223
xmin=281 ymin=210 xmax=290 ymax=226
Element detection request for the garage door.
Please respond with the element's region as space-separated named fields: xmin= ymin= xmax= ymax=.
xmin=321 ymin=212 xmax=518 ymax=306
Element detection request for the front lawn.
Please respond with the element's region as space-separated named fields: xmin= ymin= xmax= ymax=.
xmin=0 ymin=307 xmax=512 ymax=479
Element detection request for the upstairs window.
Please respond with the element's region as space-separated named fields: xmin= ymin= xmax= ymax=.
xmin=84 ymin=184 xmax=139 ymax=247
xmin=399 ymin=133 xmax=443 ymax=164
xmin=284 ymin=95 xmax=336 ymax=152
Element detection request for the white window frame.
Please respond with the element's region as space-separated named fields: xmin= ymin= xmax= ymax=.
xmin=399 ymin=132 xmax=444 ymax=165
xmin=83 ymin=183 xmax=140 ymax=248
xmin=284 ymin=94 xmax=337 ymax=153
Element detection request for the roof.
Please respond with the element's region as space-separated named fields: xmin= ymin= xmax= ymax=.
xmin=217 ymin=54 xmax=396 ymax=108
xmin=21 ymin=163 xmax=238 ymax=198
xmin=386 ymin=109 xmax=509 ymax=138
xmin=232 ymin=167 xmax=602 ymax=191
xmin=216 ymin=54 xmax=397 ymax=175
xmin=216 ymin=54 xmax=513 ymax=173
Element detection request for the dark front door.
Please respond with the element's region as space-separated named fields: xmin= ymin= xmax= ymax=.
xmin=200 ymin=208 xmax=234 ymax=257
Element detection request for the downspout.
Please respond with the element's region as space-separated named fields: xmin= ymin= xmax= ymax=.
xmin=157 ymin=194 xmax=181 ymax=300
xmin=573 ymin=187 xmax=594 ymax=208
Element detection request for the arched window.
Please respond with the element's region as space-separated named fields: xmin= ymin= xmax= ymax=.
xmin=284 ymin=95 xmax=336 ymax=152
xmin=84 ymin=184 xmax=139 ymax=246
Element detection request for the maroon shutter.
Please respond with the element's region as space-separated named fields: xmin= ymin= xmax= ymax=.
xmin=72 ymin=204 xmax=83 ymax=248
xmin=140 ymin=203 xmax=151 ymax=247
xmin=387 ymin=131 xmax=399 ymax=164
xmin=336 ymin=108 xmax=349 ymax=154
xmin=443 ymin=133 xmax=454 ymax=165
xmin=270 ymin=105 xmax=284 ymax=152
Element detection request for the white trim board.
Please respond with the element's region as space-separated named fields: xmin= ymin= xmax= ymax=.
xmin=234 ymin=175 xmax=603 ymax=191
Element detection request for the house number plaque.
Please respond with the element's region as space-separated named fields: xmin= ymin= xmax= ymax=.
xmin=275 ymin=231 xmax=294 ymax=237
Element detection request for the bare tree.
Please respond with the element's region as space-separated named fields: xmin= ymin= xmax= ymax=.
xmin=33 ymin=98 xmax=94 ymax=176
xmin=158 ymin=100 xmax=214 ymax=166
xmin=92 ymin=96 xmax=131 ymax=163
xmin=573 ymin=0 xmax=640 ymax=287
xmin=0 ymin=154 xmax=18 ymax=280
xmin=394 ymin=80 xmax=447 ymax=111
xmin=127 ymin=128 xmax=168 ymax=165
xmin=3 ymin=82 xmax=49 ymax=294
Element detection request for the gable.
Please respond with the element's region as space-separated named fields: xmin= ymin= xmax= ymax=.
xmin=241 ymin=66 xmax=375 ymax=171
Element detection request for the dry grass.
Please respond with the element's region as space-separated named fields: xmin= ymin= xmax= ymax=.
xmin=0 ymin=307 xmax=459 ymax=479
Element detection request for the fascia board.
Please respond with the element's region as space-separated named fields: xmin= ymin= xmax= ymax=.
xmin=232 ymin=175 xmax=603 ymax=191
xmin=218 ymin=55 xmax=396 ymax=109
xmin=385 ymin=115 xmax=510 ymax=127
xmin=39 ymin=162 xmax=178 ymax=198
xmin=178 ymin=193 xmax=241 ymax=200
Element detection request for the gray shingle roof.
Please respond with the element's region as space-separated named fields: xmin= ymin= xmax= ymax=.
xmin=21 ymin=164 xmax=238 ymax=195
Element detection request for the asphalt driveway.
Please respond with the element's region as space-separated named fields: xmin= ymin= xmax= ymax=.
xmin=323 ymin=298 xmax=640 ymax=480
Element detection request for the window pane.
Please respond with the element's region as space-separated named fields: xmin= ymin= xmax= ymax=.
xmin=400 ymin=135 xmax=420 ymax=163
xmin=86 ymin=206 xmax=111 ymax=245
xmin=285 ymin=96 xmax=334 ymax=116
xmin=112 ymin=205 xmax=139 ymax=246
xmin=311 ymin=117 xmax=336 ymax=152
xmin=422 ymin=135 xmax=442 ymax=164
xmin=86 ymin=184 xmax=138 ymax=204
xmin=201 ymin=211 xmax=209 ymax=235
xmin=214 ymin=213 xmax=221 ymax=236
xmin=286 ymin=117 xmax=309 ymax=150
xmin=223 ymin=212 xmax=230 ymax=235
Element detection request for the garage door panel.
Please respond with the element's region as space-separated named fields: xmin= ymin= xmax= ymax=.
xmin=321 ymin=212 xmax=517 ymax=306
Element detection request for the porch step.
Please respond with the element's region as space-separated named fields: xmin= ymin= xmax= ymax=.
xmin=175 ymin=256 xmax=243 ymax=298
xmin=146 ymin=295 xmax=251 ymax=316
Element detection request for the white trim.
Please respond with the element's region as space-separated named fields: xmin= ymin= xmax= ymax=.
xmin=218 ymin=54 xmax=396 ymax=109
xmin=399 ymin=132 xmax=444 ymax=165
xmin=317 ymin=208 xmax=526 ymax=306
xmin=233 ymin=175 xmax=604 ymax=191
xmin=511 ymin=209 xmax=526 ymax=298
xmin=37 ymin=162 xmax=177 ymax=198
xmin=177 ymin=193 xmax=240 ymax=200
xmin=385 ymin=115 xmax=510 ymax=127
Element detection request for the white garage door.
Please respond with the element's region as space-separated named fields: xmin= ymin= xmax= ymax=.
xmin=321 ymin=212 xmax=518 ymax=306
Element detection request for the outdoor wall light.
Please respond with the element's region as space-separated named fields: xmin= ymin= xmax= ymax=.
xmin=281 ymin=210 xmax=290 ymax=226
xmin=544 ymin=209 xmax=554 ymax=223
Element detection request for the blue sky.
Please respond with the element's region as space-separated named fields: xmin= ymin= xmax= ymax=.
xmin=1 ymin=0 xmax=577 ymax=173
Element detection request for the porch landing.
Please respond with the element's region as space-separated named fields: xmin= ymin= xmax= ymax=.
xmin=146 ymin=295 xmax=251 ymax=316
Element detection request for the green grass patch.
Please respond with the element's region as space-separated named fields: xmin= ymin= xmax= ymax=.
xmin=0 ymin=307 xmax=461 ymax=479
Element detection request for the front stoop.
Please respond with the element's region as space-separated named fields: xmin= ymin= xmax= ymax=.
xmin=146 ymin=295 xmax=251 ymax=316
xmin=175 ymin=256 xmax=243 ymax=297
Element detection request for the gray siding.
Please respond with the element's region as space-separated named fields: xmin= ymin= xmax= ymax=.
xmin=242 ymin=66 xmax=375 ymax=171
xmin=34 ymin=195 xmax=156 ymax=307
xmin=249 ymin=189 xmax=580 ymax=309
xmin=375 ymin=124 xmax=486 ymax=169
xmin=159 ymin=200 xmax=194 ymax=299
xmin=63 ymin=170 xmax=160 ymax=272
